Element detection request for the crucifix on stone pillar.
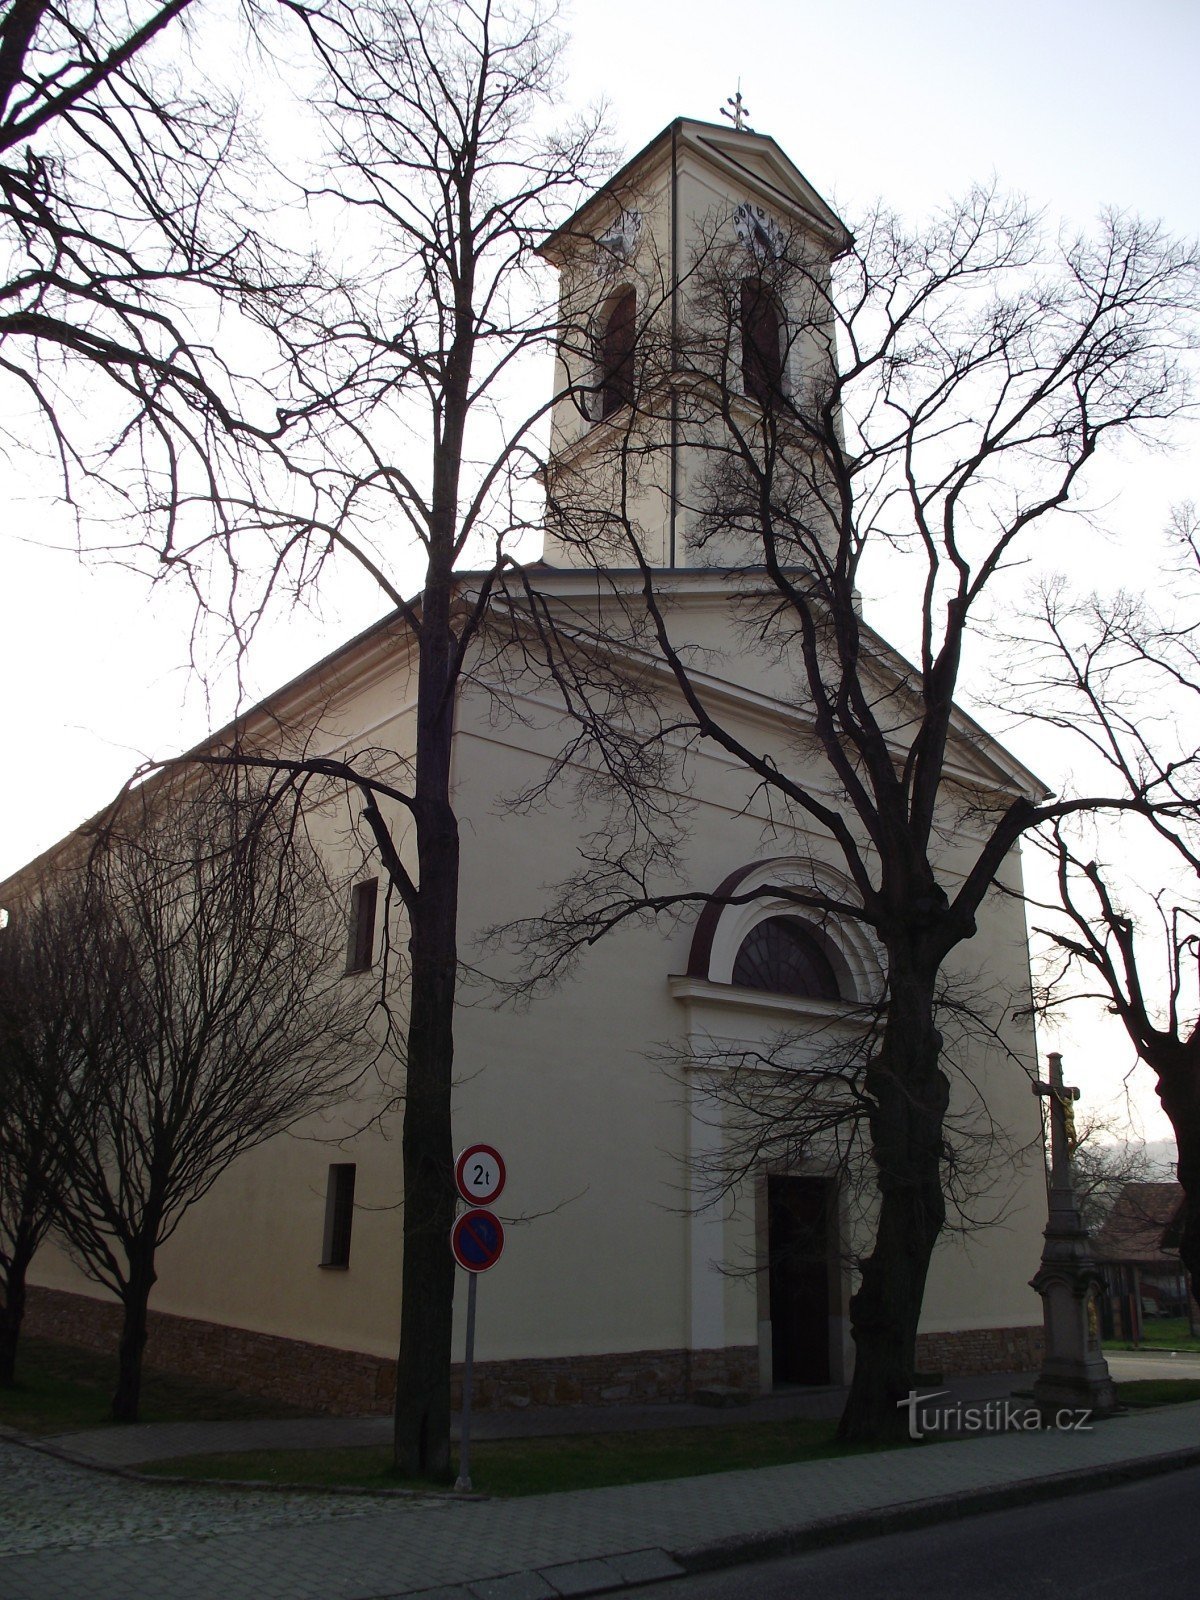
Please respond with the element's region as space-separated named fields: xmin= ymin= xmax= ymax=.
xmin=1029 ymin=1052 xmax=1117 ymax=1418
xmin=1034 ymin=1051 xmax=1079 ymax=1193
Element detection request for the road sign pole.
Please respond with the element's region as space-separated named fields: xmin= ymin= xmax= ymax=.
xmin=454 ymin=1270 xmax=478 ymax=1493
xmin=451 ymin=1146 xmax=506 ymax=1493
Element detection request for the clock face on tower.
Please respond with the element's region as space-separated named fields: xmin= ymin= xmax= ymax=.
xmin=593 ymin=208 xmax=643 ymax=276
xmin=733 ymin=201 xmax=784 ymax=263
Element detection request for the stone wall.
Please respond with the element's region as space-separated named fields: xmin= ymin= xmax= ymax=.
xmin=916 ymin=1324 xmax=1044 ymax=1376
xmin=24 ymin=1286 xmax=756 ymax=1414
xmin=25 ymin=1286 xmax=393 ymax=1413
xmin=464 ymin=1345 xmax=758 ymax=1410
xmin=26 ymin=1286 xmax=1043 ymax=1409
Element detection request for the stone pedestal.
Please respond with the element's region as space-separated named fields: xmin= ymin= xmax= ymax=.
xmin=1030 ymin=1187 xmax=1118 ymax=1417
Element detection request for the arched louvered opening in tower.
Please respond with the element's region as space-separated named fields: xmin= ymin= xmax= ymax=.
xmin=597 ymin=285 xmax=637 ymax=420
xmin=740 ymin=279 xmax=785 ymax=408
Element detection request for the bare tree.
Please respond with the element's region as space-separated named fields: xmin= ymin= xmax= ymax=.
xmin=0 ymin=0 xmax=304 ymax=547
xmin=17 ymin=769 xmax=366 ymax=1422
xmin=110 ymin=0 xmax=611 ymax=1475
xmin=1069 ymin=1117 xmax=1165 ymax=1234
xmin=524 ymin=181 xmax=1200 ymax=1438
xmin=0 ymin=881 xmax=93 ymax=1385
xmin=1008 ymin=505 xmax=1200 ymax=1305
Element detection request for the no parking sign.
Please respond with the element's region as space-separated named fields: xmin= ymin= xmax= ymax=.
xmin=450 ymin=1207 xmax=505 ymax=1273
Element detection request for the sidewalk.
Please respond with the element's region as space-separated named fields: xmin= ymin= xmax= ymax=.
xmin=3 ymin=1370 xmax=1200 ymax=1600
xmin=31 ymin=1378 xmax=852 ymax=1470
xmin=24 ymin=1355 xmax=1166 ymax=1468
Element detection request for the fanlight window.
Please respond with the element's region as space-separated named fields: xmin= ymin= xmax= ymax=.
xmin=597 ymin=286 xmax=637 ymax=419
xmin=740 ymin=279 xmax=784 ymax=408
xmin=731 ymin=917 xmax=840 ymax=1000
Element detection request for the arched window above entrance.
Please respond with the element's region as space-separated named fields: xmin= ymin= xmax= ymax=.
xmin=680 ymin=858 xmax=879 ymax=1007
xmin=731 ymin=916 xmax=842 ymax=1000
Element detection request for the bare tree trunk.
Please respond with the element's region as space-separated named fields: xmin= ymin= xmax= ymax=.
xmin=393 ymin=855 xmax=459 ymax=1479
xmin=838 ymin=957 xmax=949 ymax=1442
xmin=393 ymin=546 xmax=462 ymax=1480
xmin=1177 ymin=1168 xmax=1200 ymax=1319
xmin=1157 ymin=1064 xmax=1200 ymax=1314
xmin=112 ymin=1247 xmax=158 ymax=1423
xmin=0 ymin=1235 xmax=36 ymax=1388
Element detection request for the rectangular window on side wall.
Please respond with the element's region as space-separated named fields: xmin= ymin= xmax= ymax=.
xmin=345 ymin=878 xmax=378 ymax=974
xmin=321 ymin=1163 xmax=356 ymax=1268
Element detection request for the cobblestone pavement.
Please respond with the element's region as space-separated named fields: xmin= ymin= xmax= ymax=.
xmin=0 ymin=1438 xmax=415 ymax=1559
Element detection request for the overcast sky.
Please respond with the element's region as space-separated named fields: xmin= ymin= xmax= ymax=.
xmin=3 ymin=0 xmax=1195 ymax=1135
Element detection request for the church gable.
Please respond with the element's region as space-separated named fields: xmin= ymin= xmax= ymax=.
xmin=682 ymin=122 xmax=848 ymax=245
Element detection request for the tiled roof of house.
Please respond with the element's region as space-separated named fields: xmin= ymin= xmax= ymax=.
xmin=1093 ymin=1181 xmax=1184 ymax=1266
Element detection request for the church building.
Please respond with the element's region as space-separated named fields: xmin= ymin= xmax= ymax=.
xmin=19 ymin=119 xmax=1048 ymax=1412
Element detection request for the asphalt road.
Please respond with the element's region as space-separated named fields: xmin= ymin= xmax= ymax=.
xmin=656 ymin=1463 xmax=1200 ymax=1599
xmin=1106 ymin=1348 xmax=1200 ymax=1382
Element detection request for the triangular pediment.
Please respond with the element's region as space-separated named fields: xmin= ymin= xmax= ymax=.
xmin=540 ymin=117 xmax=850 ymax=262
xmin=514 ymin=567 xmax=1047 ymax=803
xmin=681 ymin=122 xmax=849 ymax=246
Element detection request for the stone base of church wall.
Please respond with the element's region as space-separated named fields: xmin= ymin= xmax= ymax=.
xmin=25 ymin=1287 xmax=1043 ymax=1410
xmin=464 ymin=1345 xmax=759 ymax=1409
xmin=23 ymin=1286 xmax=757 ymax=1414
xmin=916 ymin=1324 xmax=1044 ymax=1375
xmin=24 ymin=1285 xmax=394 ymax=1414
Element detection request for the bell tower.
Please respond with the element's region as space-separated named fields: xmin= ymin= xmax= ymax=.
xmin=538 ymin=118 xmax=850 ymax=572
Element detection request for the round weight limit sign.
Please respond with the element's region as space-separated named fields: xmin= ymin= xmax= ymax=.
xmin=455 ymin=1144 xmax=506 ymax=1205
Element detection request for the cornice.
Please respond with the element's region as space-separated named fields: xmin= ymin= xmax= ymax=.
xmin=667 ymin=972 xmax=872 ymax=1030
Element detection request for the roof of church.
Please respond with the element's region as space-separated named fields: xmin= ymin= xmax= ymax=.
xmin=0 ymin=560 xmax=1049 ymax=897
xmin=539 ymin=116 xmax=851 ymax=261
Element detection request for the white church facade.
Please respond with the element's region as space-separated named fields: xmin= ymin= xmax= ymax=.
xmin=20 ymin=119 xmax=1048 ymax=1412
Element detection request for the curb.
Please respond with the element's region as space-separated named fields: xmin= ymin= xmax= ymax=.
xmin=374 ymin=1446 xmax=1200 ymax=1600
xmin=674 ymin=1445 xmax=1200 ymax=1577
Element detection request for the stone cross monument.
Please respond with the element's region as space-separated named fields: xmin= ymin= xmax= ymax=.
xmin=1030 ymin=1053 xmax=1118 ymax=1417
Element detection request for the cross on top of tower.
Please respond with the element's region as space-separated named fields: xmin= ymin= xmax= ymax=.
xmin=721 ymin=86 xmax=752 ymax=133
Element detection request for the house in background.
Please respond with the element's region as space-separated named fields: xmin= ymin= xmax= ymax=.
xmin=1094 ymin=1181 xmax=1198 ymax=1342
xmin=16 ymin=119 xmax=1050 ymax=1412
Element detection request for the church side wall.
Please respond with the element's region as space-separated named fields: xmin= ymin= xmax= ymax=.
xmin=918 ymin=845 xmax=1047 ymax=1342
xmin=23 ymin=656 xmax=421 ymax=1367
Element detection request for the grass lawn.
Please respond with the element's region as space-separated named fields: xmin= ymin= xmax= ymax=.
xmin=1103 ymin=1316 xmax=1200 ymax=1353
xmin=139 ymin=1377 xmax=1200 ymax=1497
xmin=0 ymin=1336 xmax=308 ymax=1437
xmin=1113 ymin=1378 xmax=1200 ymax=1406
xmin=141 ymin=1417 xmax=895 ymax=1497
xmin=11 ymin=1337 xmax=1200 ymax=1499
